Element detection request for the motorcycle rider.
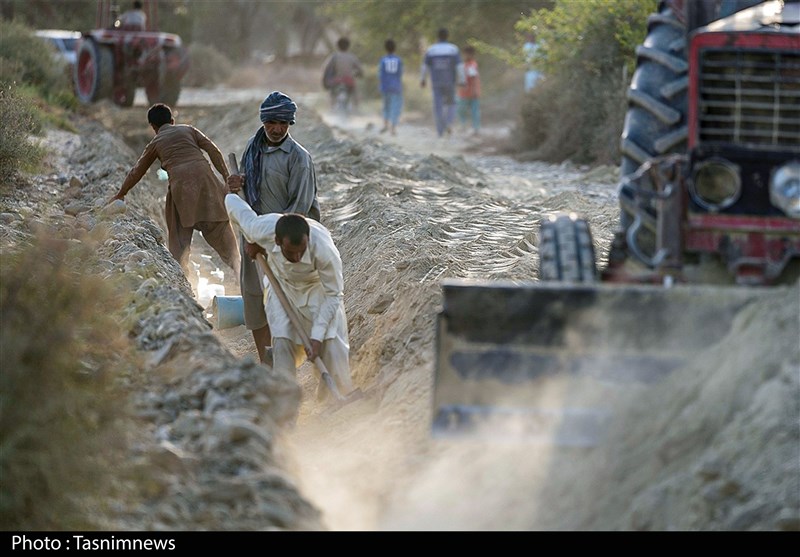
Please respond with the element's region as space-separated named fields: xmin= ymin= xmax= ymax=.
xmin=322 ymin=37 xmax=363 ymax=112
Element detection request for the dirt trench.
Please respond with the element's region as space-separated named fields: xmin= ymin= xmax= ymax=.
xmin=167 ymin=97 xmax=625 ymax=530
xmin=5 ymin=89 xmax=798 ymax=531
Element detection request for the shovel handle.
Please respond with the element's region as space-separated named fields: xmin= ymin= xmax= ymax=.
xmin=255 ymin=253 xmax=344 ymax=401
xmin=228 ymin=153 xmax=240 ymax=175
xmin=228 ymin=153 xmax=248 ymax=202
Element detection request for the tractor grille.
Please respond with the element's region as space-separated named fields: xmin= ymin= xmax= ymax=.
xmin=697 ymin=48 xmax=800 ymax=149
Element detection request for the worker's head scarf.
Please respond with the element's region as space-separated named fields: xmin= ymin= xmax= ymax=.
xmin=259 ymin=91 xmax=297 ymax=125
xmin=241 ymin=92 xmax=298 ymax=210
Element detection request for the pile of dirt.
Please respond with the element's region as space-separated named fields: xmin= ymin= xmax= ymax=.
xmin=1 ymin=103 xmax=320 ymax=531
xmin=2 ymin=96 xmax=797 ymax=531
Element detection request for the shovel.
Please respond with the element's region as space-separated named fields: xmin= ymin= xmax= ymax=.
xmin=228 ymin=153 xmax=363 ymax=407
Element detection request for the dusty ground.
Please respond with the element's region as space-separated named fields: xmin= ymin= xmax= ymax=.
xmin=3 ymin=62 xmax=798 ymax=530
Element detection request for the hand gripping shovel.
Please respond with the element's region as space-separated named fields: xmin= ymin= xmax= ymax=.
xmin=228 ymin=153 xmax=363 ymax=408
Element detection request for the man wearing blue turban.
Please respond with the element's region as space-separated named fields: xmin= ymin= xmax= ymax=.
xmin=227 ymin=91 xmax=321 ymax=365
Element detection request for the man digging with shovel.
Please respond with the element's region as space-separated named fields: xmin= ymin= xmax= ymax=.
xmin=224 ymin=191 xmax=355 ymax=403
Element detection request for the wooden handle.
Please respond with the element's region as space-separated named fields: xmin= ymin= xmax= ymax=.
xmin=228 ymin=153 xmax=239 ymax=175
xmin=228 ymin=152 xmax=246 ymax=201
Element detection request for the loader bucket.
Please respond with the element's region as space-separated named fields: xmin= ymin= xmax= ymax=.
xmin=433 ymin=279 xmax=764 ymax=447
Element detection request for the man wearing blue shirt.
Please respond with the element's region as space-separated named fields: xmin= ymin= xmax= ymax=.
xmin=420 ymin=28 xmax=464 ymax=138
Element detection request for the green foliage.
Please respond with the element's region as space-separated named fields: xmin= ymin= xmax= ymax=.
xmin=186 ymin=0 xmax=275 ymax=61
xmin=514 ymin=0 xmax=656 ymax=163
xmin=0 ymin=84 xmax=46 ymax=182
xmin=0 ymin=236 xmax=138 ymax=530
xmin=183 ymin=43 xmax=233 ymax=87
xmin=0 ymin=19 xmax=72 ymax=100
xmin=322 ymin=0 xmax=551 ymax=69
xmin=517 ymin=0 xmax=654 ymax=78
xmin=468 ymin=38 xmax=521 ymax=68
xmin=0 ymin=20 xmax=78 ymax=175
xmin=0 ymin=0 xmax=95 ymax=33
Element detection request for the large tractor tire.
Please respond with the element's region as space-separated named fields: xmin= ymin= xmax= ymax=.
xmin=74 ymin=39 xmax=114 ymax=104
xmin=145 ymin=73 xmax=181 ymax=107
xmin=145 ymin=47 xmax=186 ymax=107
xmin=537 ymin=214 xmax=597 ymax=283
xmin=112 ymin=80 xmax=136 ymax=108
xmin=618 ymin=2 xmax=688 ymax=257
xmin=159 ymin=74 xmax=181 ymax=107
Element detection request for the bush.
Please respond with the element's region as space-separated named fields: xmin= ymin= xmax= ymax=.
xmin=0 ymin=237 xmax=137 ymax=530
xmin=516 ymin=67 xmax=627 ymax=164
xmin=514 ymin=0 xmax=655 ymax=164
xmin=183 ymin=42 xmax=233 ymax=87
xmin=0 ymin=84 xmax=46 ymax=183
xmin=0 ymin=20 xmax=71 ymax=102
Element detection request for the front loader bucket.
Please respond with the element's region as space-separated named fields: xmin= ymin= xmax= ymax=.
xmin=433 ymin=279 xmax=763 ymax=447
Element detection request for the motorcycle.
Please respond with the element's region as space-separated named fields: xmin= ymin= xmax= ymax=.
xmin=327 ymin=75 xmax=356 ymax=119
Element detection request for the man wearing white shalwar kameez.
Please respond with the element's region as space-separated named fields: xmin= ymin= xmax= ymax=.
xmin=225 ymin=193 xmax=353 ymax=397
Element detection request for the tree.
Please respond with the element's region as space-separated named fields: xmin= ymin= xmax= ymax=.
xmin=514 ymin=0 xmax=656 ymax=164
xmin=0 ymin=0 xmax=95 ymax=30
xmin=322 ymin=0 xmax=551 ymax=66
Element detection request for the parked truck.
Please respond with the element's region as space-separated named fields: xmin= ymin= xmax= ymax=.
xmin=433 ymin=0 xmax=799 ymax=446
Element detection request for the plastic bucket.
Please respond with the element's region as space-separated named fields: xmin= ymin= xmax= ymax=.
xmin=210 ymin=295 xmax=245 ymax=330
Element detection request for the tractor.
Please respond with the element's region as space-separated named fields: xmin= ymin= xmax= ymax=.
xmin=432 ymin=0 xmax=799 ymax=446
xmin=73 ymin=0 xmax=189 ymax=108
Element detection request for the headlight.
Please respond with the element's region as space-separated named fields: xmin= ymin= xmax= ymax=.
xmin=770 ymin=161 xmax=800 ymax=219
xmin=690 ymin=158 xmax=741 ymax=211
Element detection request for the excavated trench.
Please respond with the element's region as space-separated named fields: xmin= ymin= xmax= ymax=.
xmin=3 ymin=95 xmax=797 ymax=531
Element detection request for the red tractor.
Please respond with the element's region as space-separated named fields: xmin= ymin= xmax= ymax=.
xmin=540 ymin=0 xmax=800 ymax=286
xmin=73 ymin=0 xmax=189 ymax=108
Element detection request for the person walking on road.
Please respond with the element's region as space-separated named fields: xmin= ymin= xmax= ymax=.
xmin=112 ymin=103 xmax=240 ymax=276
xmin=420 ymin=27 xmax=464 ymax=138
xmin=378 ymin=38 xmax=403 ymax=135
xmin=322 ymin=37 xmax=364 ymax=112
xmin=523 ymin=32 xmax=542 ymax=93
xmin=225 ymin=194 xmax=354 ymax=399
xmin=457 ymin=45 xmax=481 ymax=135
xmin=226 ymin=91 xmax=321 ymax=365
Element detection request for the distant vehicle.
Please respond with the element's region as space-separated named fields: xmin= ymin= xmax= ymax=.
xmin=34 ymin=29 xmax=82 ymax=68
xmin=73 ymin=0 xmax=190 ymax=108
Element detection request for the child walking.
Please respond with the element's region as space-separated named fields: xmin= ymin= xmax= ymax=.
xmin=457 ymin=45 xmax=481 ymax=135
xmin=378 ymin=38 xmax=403 ymax=135
xmin=112 ymin=103 xmax=240 ymax=275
